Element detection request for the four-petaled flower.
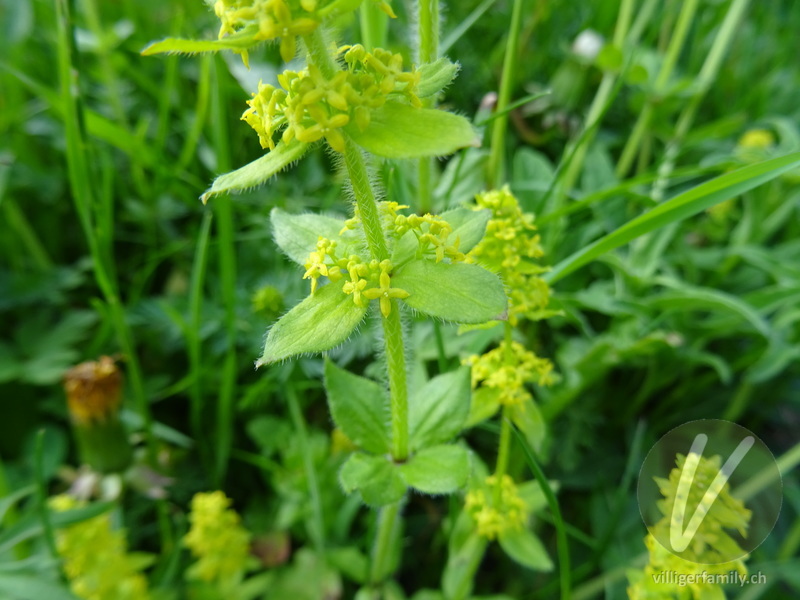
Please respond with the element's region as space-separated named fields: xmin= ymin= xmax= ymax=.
xmin=362 ymin=260 xmax=410 ymax=317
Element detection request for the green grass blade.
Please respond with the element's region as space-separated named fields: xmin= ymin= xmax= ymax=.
xmin=509 ymin=422 xmax=571 ymax=600
xmin=544 ymin=152 xmax=800 ymax=284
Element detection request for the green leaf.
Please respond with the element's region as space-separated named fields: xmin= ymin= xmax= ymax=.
xmin=339 ymin=453 xmax=407 ymax=507
xmin=440 ymin=208 xmax=491 ymax=254
xmin=324 ymin=359 xmax=390 ymax=454
xmin=271 ymin=208 xmax=348 ymax=265
xmin=498 ymin=526 xmax=553 ymax=571
xmin=416 ymin=58 xmax=460 ymax=98
xmin=509 ymin=399 xmax=546 ymax=454
xmin=466 ymin=387 xmax=501 ymax=427
xmin=545 ymin=152 xmax=800 ymax=283
xmin=346 ymin=103 xmax=478 ymax=159
xmin=442 ymin=529 xmax=487 ymax=600
xmin=327 ymin=547 xmax=369 ymax=584
xmin=399 ymin=445 xmax=469 ymax=494
xmin=0 ymin=574 xmax=78 ymax=600
xmin=201 ymin=140 xmax=310 ymax=203
xmin=141 ymin=25 xmax=259 ymax=55
xmin=394 ymin=259 xmax=507 ymax=323
xmin=257 ymin=280 xmax=367 ymax=366
xmin=409 ymin=368 xmax=471 ymax=451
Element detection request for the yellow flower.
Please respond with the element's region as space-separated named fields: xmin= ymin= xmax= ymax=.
xmin=465 ymin=475 xmax=528 ymax=540
xmin=470 ymin=186 xmax=552 ymax=325
xmin=464 ymin=341 xmax=554 ymax=406
xmin=737 ymin=128 xmax=774 ymax=150
xmin=50 ymin=495 xmax=151 ymax=600
xmin=184 ymin=491 xmax=252 ymax=584
xmin=362 ymin=260 xmax=410 ymax=317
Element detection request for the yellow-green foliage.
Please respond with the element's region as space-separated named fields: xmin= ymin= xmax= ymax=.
xmin=184 ymin=491 xmax=252 ymax=585
xmin=50 ymin=495 xmax=151 ymax=600
xmin=627 ymin=453 xmax=751 ymax=599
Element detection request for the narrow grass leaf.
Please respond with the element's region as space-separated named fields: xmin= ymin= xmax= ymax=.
xmin=545 ymin=152 xmax=800 ymax=283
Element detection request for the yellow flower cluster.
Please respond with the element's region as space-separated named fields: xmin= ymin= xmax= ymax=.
xmin=214 ymin=0 xmax=321 ymax=63
xmin=469 ymin=186 xmax=551 ymax=326
xmin=50 ymin=495 xmax=151 ymax=600
xmin=242 ymin=44 xmax=420 ymax=152
xmin=464 ymin=341 xmax=554 ymax=406
xmin=183 ymin=491 xmax=252 ymax=584
xmin=342 ymin=201 xmax=467 ymax=263
xmin=303 ymin=237 xmax=409 ymax=317
xmin=465 ymin=475 xmax=528 ymax=540
xmin=627 ymin=453 xmax=751 ymax=599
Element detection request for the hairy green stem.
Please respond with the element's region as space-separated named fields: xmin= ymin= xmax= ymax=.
xmin=417 ymin=0 xmax=439 ymax=213
xmin=370 ymin=502 xmax=401 ymax=584
xmin=383 ymin=303 xmax=409 ymax=460
xmin=343 ymin=137 xmax=390 ymax=260
xmin=492 ymin=322 xmax=515 ymax=502
xmin=487 ymin=0 xmax=524 ymax=187
xmin=360 ymin=1 xmax=389 ymax=50
xmin=304 ymin=29 xmax=338 ymax=80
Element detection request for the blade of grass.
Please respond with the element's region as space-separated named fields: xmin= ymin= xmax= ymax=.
xmin=509 ymin=421 xmax=570 ymax=600
xmin=440 ymin=0 xmax=497 ymax=55
xmin=211 ymin=55 xmax=239 ymax=485
xmin=544 ymin=152 xmax=800 ymax=284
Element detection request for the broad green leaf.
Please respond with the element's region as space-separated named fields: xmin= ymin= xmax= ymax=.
xmin=326 ymin=547 xmax=369 ymax=584
xmin=339 ymin=453 xmax=407 ymax=507
xmin=509 ymin=399 xmax=546 ymax=454
xmin=442 ymin=529 xmax=487 ymax=600
xmin=545 ymin=152 xmax=800 ymax=283
xmin=141 ymin=25 xmax=259 ymax=55
xmin=409 ymin=368 xmax=471 ymax=450
xmin=417 ymin=58 xmax=459 ymax=98
xmin=271 ymin=208 xmax=348 ymax=265
xmin=517 ymin=480 xmax=556 ymax=514
xmin=324 ymin=359 xmax=390 ymax=454
xmin=440 ymin=208 xmax=491 ymax=254
xmin=394 ymin=259 xmax=507 ymax=323
xmin=257 ymin=281 xmax=367 ymax=366
xmin=201 ymin=139 xmax=310 ymax=203
xmin=466 ymin=386 xmax=501 ymax=427
xmin=0 ymin=574 xmax=78 ymax=600
xmin=498 ymin=526 xmax=553 ymax=571
xmin=346 ymin=103 xmax=478 ymax=159
xmin=399 ymin=445 xmax=469 ymax=494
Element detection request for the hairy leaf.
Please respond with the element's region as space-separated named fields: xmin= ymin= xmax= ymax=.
xmin=346 ymin=103 xmax=478 ymax=159
xmin=324 ymin=359 xmax=390 ymax=454
xmin=394 ymin=259 xmax=507 ymax=323
xmin=409 ymin=368 xmax=471 ymax=450
xmin=201 ymin=140 xmax=309 ymax=203
xmin=257 ymin=281 xmax=367 ymax=366
xmin=399 ymin=445 xmax=469 ymax=494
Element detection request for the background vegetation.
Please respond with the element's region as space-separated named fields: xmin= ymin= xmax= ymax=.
xmin=1 ymin=0 xmax=799 ymax=598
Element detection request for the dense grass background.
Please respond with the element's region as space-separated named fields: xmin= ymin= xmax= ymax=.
xmin=1 ymin=0 xmax=799 ymax=598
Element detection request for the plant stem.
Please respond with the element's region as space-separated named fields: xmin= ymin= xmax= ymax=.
xmin=360 ymin=0 xmax=389 ymax=50
xmin=211 ymin=55 xmax=238 ymax=485
xmin=383 ymin=302 xmax=409 ymax=460
xmin=34 ymin=431 xmax=61 ymax=576
xmin=615 ymin=0 xmax=700 ymax=178
xmin=343 ymin=137 xmax=390 ymax=260
xmin=650 ymin=0 xmax=751 ymax=200
xmin=487 ymin=0 xmax=524 ymax=188
xmin=287 ymin=385 xmax=326 ymax=554
xmin=304 ymin=29 xmax=338 ymax=80
xmin=417 ymin=0 xmax=439 ymax=214
xmin=370 ymin=502 xmax=401 ymax=583
xmin=492 ymin=322 xmax=515 ymax=501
